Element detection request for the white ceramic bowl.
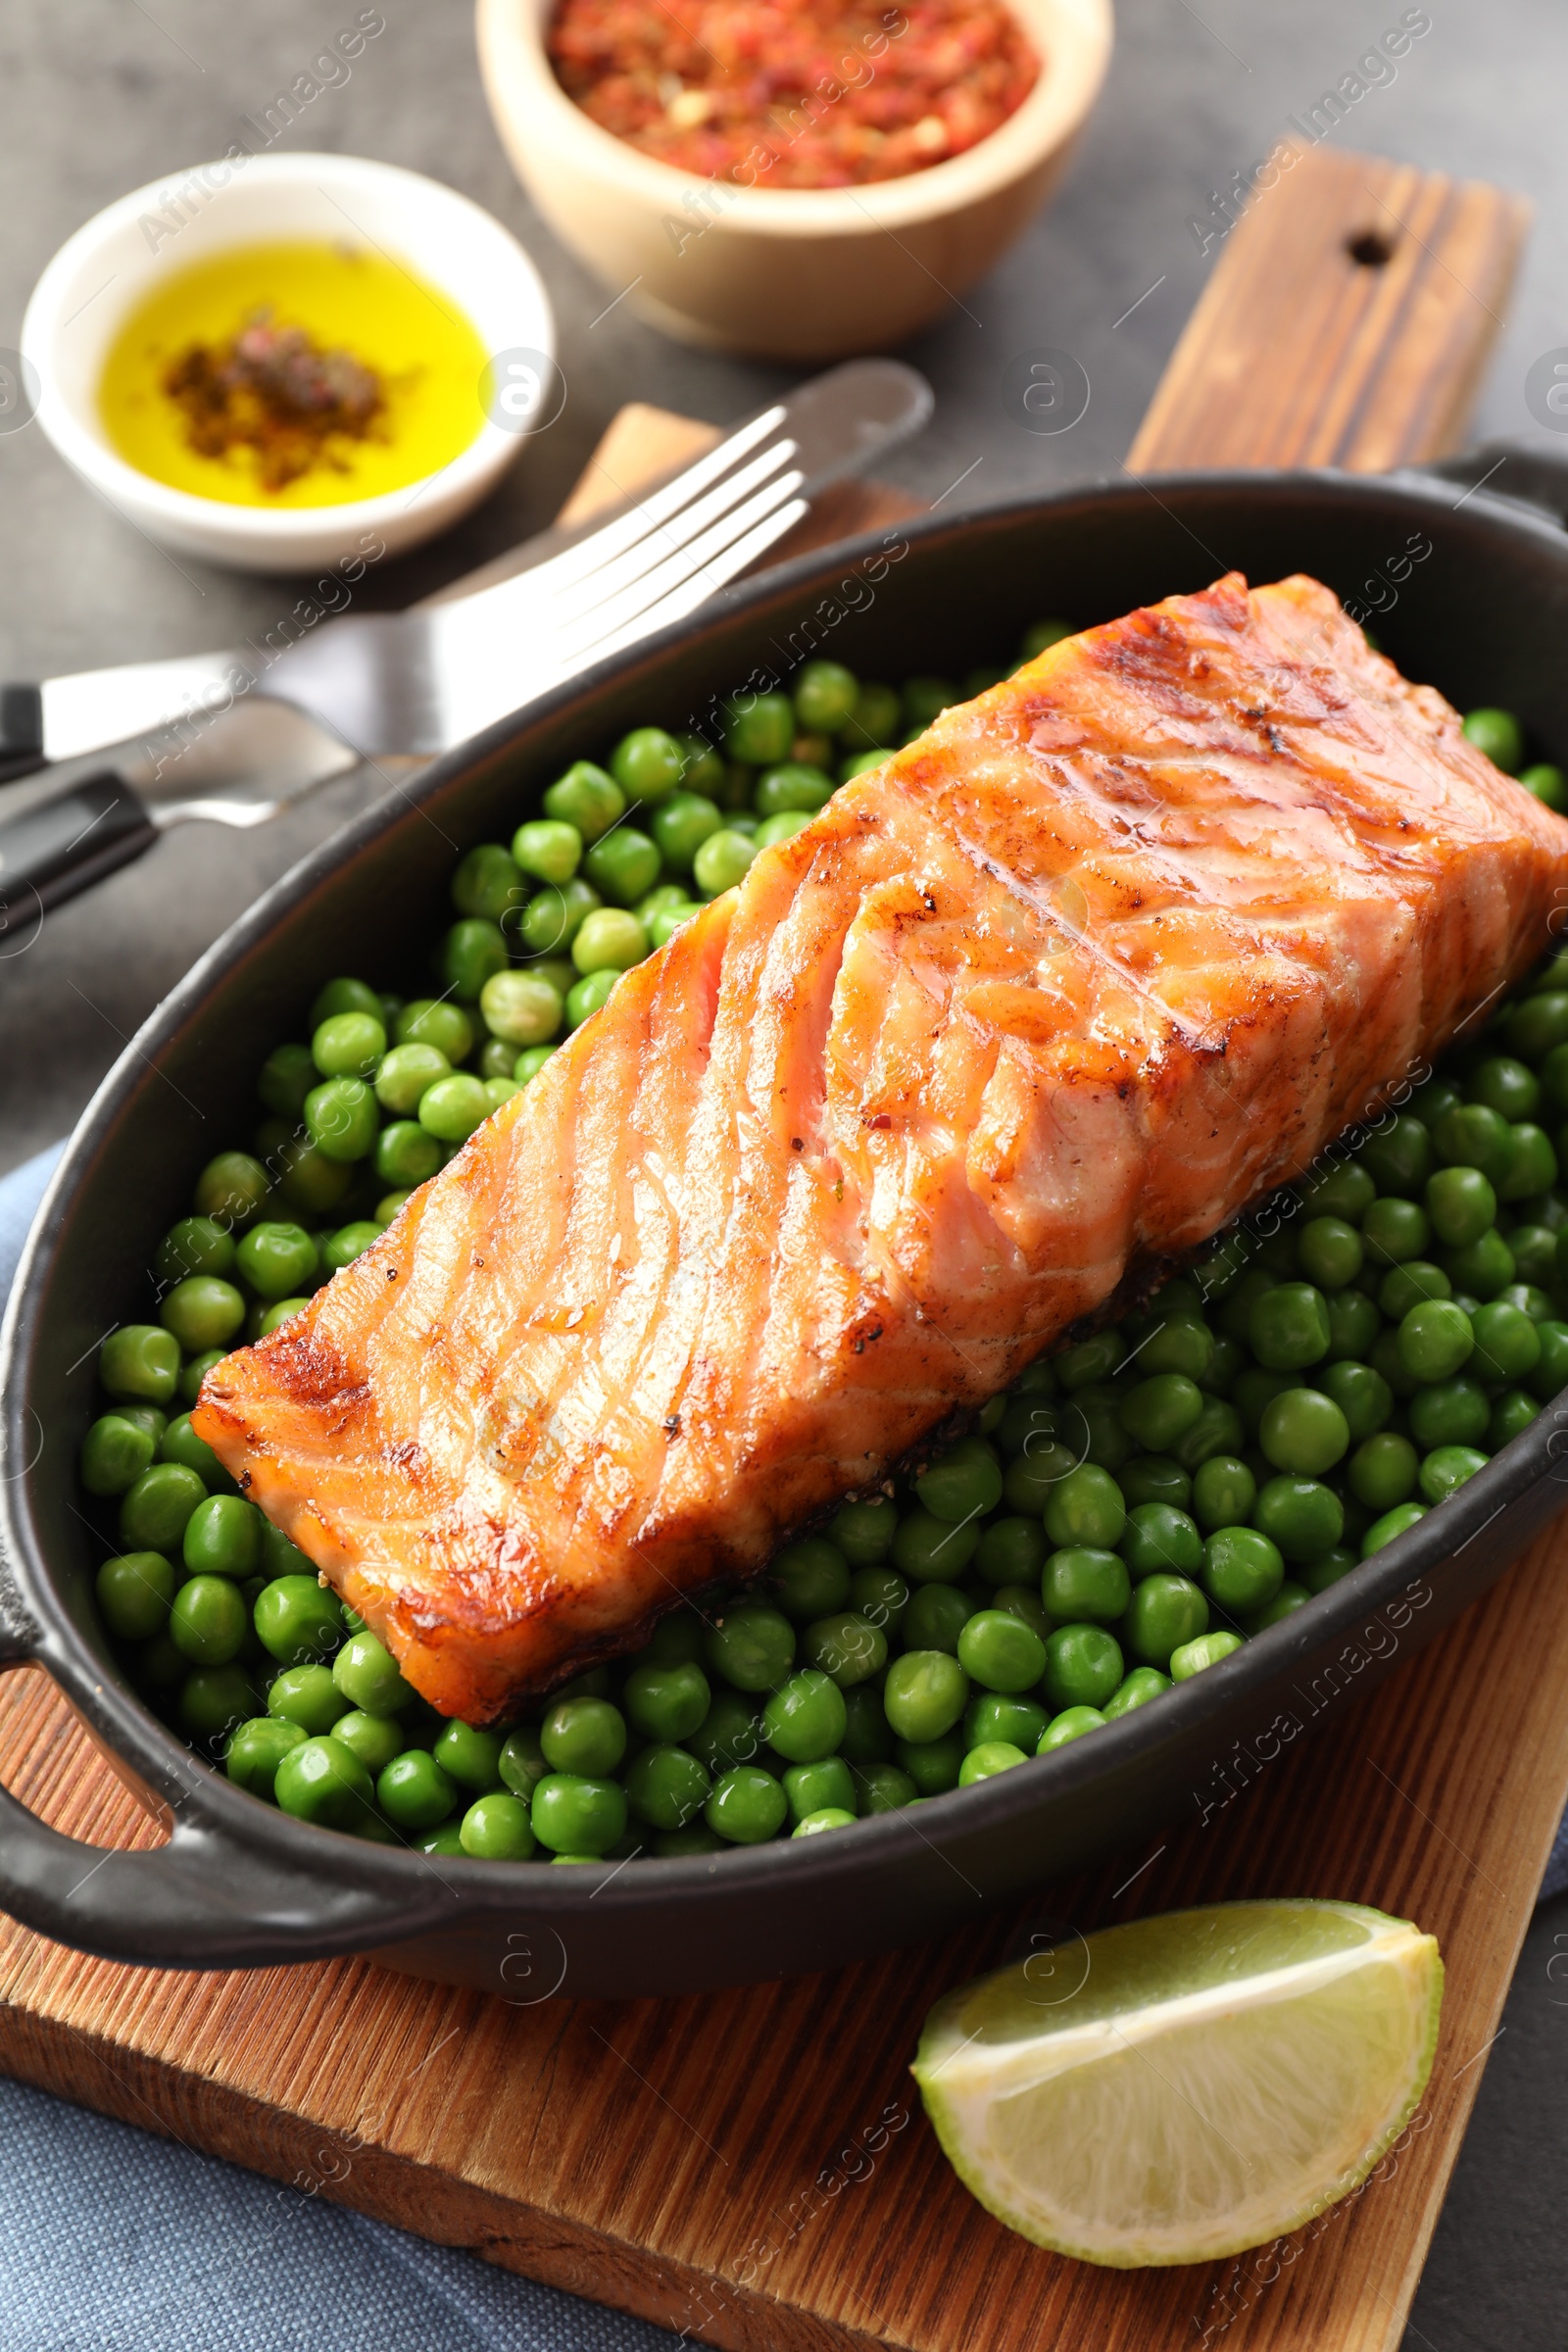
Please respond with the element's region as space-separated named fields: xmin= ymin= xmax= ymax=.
xmin=21 ymin=153 xmax=556 ymax=574
xmin=477 ymin=0 xmax=1112 ymax=363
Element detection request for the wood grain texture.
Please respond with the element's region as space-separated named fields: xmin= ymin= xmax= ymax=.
xmin=3 ymin=1520 xmax=1566 ymax=2352
xmin=0 ymin=147 xmax=1549 ymax=2350
xmin=1129 ymin=145 xmax=1530 ymax=473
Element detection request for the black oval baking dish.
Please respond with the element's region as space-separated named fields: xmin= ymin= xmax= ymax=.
xmin=6 ymin=456 xmax=1568 ymax=2001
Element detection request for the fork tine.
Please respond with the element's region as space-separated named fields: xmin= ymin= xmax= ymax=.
xmin=551 ymin=471 xmax=808 ymax=660
xmin=557 ymin=492 xmax=810 ymax=676
xmin=547 ymin=441 xmax=798 ymax=626
xmin=509 ymin=405 xmax=790 ymax=604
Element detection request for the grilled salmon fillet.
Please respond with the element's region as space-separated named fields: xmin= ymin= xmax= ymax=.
xmin=194 ymin=571 xmax=1568 ymax=1721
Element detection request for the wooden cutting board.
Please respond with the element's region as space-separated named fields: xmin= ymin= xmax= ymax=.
xmin=0 ymin=148 xmax=1544 ymax=2352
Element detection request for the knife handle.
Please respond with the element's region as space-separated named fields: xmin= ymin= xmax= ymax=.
xmin=0 ymin=771 xmax=158 ymax=934
xmin=0 ymin=684 xmax=44 ymax=783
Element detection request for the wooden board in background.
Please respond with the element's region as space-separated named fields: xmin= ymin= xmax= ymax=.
xmin=0 ymin=147 xmax=1546 ymax=2352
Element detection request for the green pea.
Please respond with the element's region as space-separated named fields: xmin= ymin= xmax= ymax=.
xmin=1298 ymin=1160 xmax=1376 ymax=1224
xmin=420 ymin=1825 xmax=467 ymax=1857
xmin=230 ymin=1220 xmax=314 ymax=1302
xmin=752 ymin=762 xmax=832 ymax=819
xmin=1442 ymin=1227 xmax=1516 ymax=1300
xmin=1500 ymin=1123 xmax=1559 ymax=1201
xmin=1003 ymin=1444 xmax=1078 ymax=1515
xmin=1102 ymin=1667 xmax=1171 ymax=1719
xmin=181 ymin=1494 xmax=260 ymax=1580
xmin=193 ymin=1151 xmax=271 ymax=1232
xmin=544 ymin=760 xmax=625 ymax=844
xmin=1190 ymin=1455 xmax=1257 ymax=1534
xmin=389 ymin=1004 xmax=468 ymax=1068
xmin=1489 ymin=1390 xmax=1539 ymax=1448
xmin=1310 ymin=1360 xmax=1392 ymax=1446
xmin=111 ymin=1402 xmax=168 ymax=1446
xmin=604 ymin=726 xmax=682 ymax=806
xmin=516 ymin=879 xmax=603 ymax=957
xmin=705 ymin=1764 xmax=786 ymax=1845
xmin=1041 ymin=1463 xmax=1125 ymax=1551
xmin=1297 ymin=1217 xmax=1363 ymax=1291
xmin=686 ymin=1690 xmax=765 ymax=1776
xmin=1114 ymin=1503 xmax=1200 ymax=1580
xmin=514 ymin=1044 xmax=560 ymax=1088
xmin=705 ymin=1603 xmax=795 ymax=1691
xmin=1119 ymin=1574 xmax=1207 ymax=1671
xmin=964 ymin=1692 xmax=1048 ymax=1753
xmin=329 ymin=1629 xmax=410 ymax=1715
xmin=459 ymin=1791 xmax=537 ymax=1860
xmin=1469 ymin=1055 xmax=1540 ymax=1123
xmin=496 ymin=1726 xmax=548 ymax=1800
xmin=883 ymin=1650 xmax=969 ymax=1743
xmin=1200 ymin=1527 xmax=1283 ymax=1616
xmin=902 ymin=1584 xmax=976 ymax=1655
xmin=1053 ymin=1330 xmax=1124 ymax=1391
xmin=511 ymin=818 xmax=583 ymax=887
xmin=100 ymin=1323 xmax=181 ymax=1405
xmin=1461 ymin=706 xmax=1524 ymax=772
xmin=891 ymin=1507 xmax=979 ymax=1583
xmin=792 ymin=660 xmax=858 ymax=733
xmin=177 ymin=1349 xmax=226 ymax=1407
xmin=894 ymin=1730 xmax=964 ymax=1793
xmin=540 ymin=1697 xmax=626 ymax=1778
xmin=1247 ymin=1282 xmax=1332 ymax=1371
xmin=1520 ymin=763 xmax=1568 ymax=811
xmin=1117 ymin=1372 xmax=1203 ymax=1451
xmin=992 ymin=1585 xmax=1052 ymax=1644
xmin=915 ymin=1436 xmax=1004 ymax=1522
xmin=899 ymin=677 xmax=954 ymax=732
xmin=1510 ymin=995 xmax=1568 ymax=1068
xmin=256 ymin=1046 xmax=318 ymax=1126
xmin=300 ymin=1076 xmax=375 ymax=1166
xmin=251 ymin=1574 xmax=339 ymax=1668
xmin=272 ymin=1735 xmax=372 ymax=1829
xmin=225 ymin=1716 xmax=306 ymax=1802
xmin=476 ymin=971 xmax=563 ymax=1049
xmin=1405 ymin=1377 xmax=1488 ymax=1450
xmin=649 ymin=900 xmax=701 ymax=947
xmin=1251 ymin=1474 xmax=1343 ymax=1564
xmin=722 ymin=692 xmax=793 ymax=766
xmin=581 ymin=827 xmax=659 ymax=909
xmin=838 ymin=681 xmax=899 ymax=751
xmin=416 ymin=1073 xmax=490 ymax=1146
xmin=562 ymin=908 xmax=643 ymax=982
xmin=1398 ymin=1298 xmax=1474 ymax=1382
xmin=158 ymin=1276 xmax=245 ymax=1355
xmin=955 ymin=1740 xmax=1024 ymax=1787
xmin=1378 ymin=1259 xmax=1451 ymax=1322
xmin=96 ymin=1550 xmax=175 ymax=1642
xmin=1041 ymin=1623 xmax=1124 ymax=1711
xmin=377 ymin=1749 xmax=457 ymax=1831
xmin=1418 ymin=1444 xmax=1489 ymax=1505
xmin=443 ymin=844 xmax=520 ymax=934
xmin=80 ymin=1413 xmax=155 ymax=1497
xmin=693 ymin=828 xmax=759 ymax=898
xmin=1123 ymin=1470 xmax=1198 ymax=1527
xmin=674 ymin=736 xmax=725 ymax=798
xmin=308 ymin=1012 xmax=383 ymax=1085
xmin=1040 ymin=1546 xmax=1131 ymax=1630
xmin=120 ymin=1462 xmax=206 ymax=1554
xmin=328 ymin=1710 xmax=405 ymax=1777
xmin=1361 ymin=1197 xmax=1430 ymax=1268
xmin=1469 ymin=1298 xmax=1542 ymax=1384
xmin=169 ymin=1573 xmax=248 ymax=1666
xmin=369 ymin=1122 xmax=438 ymax=1192
xmin=178 ymin=1666 xmax=258 ymax=1749
xmin=761 ymin=1669 xmax=847 ymax=1764
xmin=1360 ymin=1113 xmax=1435 ymax=1198
xmin=1347 ymin=1431 xmax=1418 ymax=1512
xmin=1300 ymin=1546 xmax=1358 ymax=1595
xmin=771 ymin=1538 xmax=851 ymax=1623
xmin=1170 ymin=1630 xmax=1245 ymax=1682
xmin=855 ymin=1761 xmax=918 ymax=1812
xmin=1133 ymin=1313 xmax=1214 ymax=1383
xmin=956 ymin=1609 xmax=1048 ymax=1694
xmin=1036 ymin=1705 xmax=1104 ymax=1752
xmin=268 ymin=1662 xmax=348 ymax=1735
xmin=271 ymin=1136 xmax=350 ymax=1221
xmin=1431 ymin=1100 xmax=1512 ymax=1187
xmin=1506 ymin=1224 xmax=1560 ymax=1291
xmin=995 ymin=1393 xmax=1061 ymax=1458
xmin=801 ymin=1612 xmax=887 ymax=1688
xmin=848 ymin=1566 xmax=909 ymax=1637
xmin=1258 ymin=1387 xmax=1349 ymax=1476
xmin=643 ymin=792 xmax=720 ymax=881
xmin=1361 ymin=1500 xmax=1428 ymax=1557
xmin=156 ymin=1215 xmax=238 ymax=1288
xmin=625 ymin=1744 xmax=711 ymax=1832
xmin=829 ymin=1497 xmax=899 ymax=1563
xmin=1530 ymin=1320 xmax=1568 ymax=1401
xmin=622 ymin=1659 xmax=710 ymax=1743
xmin=437 ymin=917 xmax=508 ymax=1004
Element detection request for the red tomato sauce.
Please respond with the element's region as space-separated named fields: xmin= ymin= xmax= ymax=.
xmin=546 ymin=0 xmax=1042 ymax=189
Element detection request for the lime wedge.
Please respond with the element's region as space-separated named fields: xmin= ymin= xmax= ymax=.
xmin=912 ymin=1899 xmax=1442 ymax=2268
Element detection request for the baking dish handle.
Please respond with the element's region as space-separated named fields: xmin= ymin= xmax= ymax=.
xmin=1408 ymin=440 xmax=1568 ymax=531
xmin=0 ymin=1664 xmax=449 ymax=1971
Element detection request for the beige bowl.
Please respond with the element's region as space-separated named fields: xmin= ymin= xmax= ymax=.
xmin=477 ymin=0 xmax=1113 ymax=362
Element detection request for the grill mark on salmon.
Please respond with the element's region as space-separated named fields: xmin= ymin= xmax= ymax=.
xmin=194 ymin=572 xmax=1568 ymax=1721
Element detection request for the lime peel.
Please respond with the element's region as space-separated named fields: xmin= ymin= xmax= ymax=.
xmin=912 ymin=1898 xmax=1443 ymax=2269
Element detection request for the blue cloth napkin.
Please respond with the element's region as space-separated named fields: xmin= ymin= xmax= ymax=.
xmin=1 ymin=1139 xmax=1565 ymax=2351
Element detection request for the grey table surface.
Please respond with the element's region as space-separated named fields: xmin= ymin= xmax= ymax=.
xmin=1 ymin=0 xmax=1566 ymax=2342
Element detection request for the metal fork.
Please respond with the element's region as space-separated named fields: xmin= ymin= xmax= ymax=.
xmin=0 ymin=361 xmax=930 ymax=779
